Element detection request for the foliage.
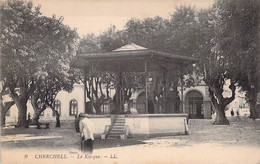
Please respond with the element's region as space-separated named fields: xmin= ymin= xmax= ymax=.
xmin=31 ymin=0 xmax=260 ymax=122
xmin=99 ymin=25 xmax=127 ymax=52
xmin=189 ymin=0 xmax=260 ymax=123
xmin=215 ymin=0 xmax=260 ymax=118
xmin=77 ymin=33 xmax=101 ymax=54
xmin=29 ymin=15 xmax=78 ymax=125
xmin=125 ymin=16 xmax=169 ymax=52
xmin=0 ymin=0 xmax=79 ymax=126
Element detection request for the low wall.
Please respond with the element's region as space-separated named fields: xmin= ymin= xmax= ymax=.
xmin=125 ymin=115 xmax=149 ymax=137
xmin=125 ymin=113 xmax=188 ymax=137
xmin=88 ymin=115 xmax=111 ymax=138
xmin=83 ymin=113 xmax=188 ymax=138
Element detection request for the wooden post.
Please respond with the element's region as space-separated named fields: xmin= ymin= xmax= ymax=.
xmin=119 ymin=72 xmax=122 ymax=114
xmin=83 ymin=69 xmax=86 ymax=113
xmin=163 ymin=71 xmax=166 ymax=113
xmin=172 ymin=70 xmax=177 ymax=113
xmin=181 ymin=76 xmax=184 ymax=113
xmin=90 ymin=63 xmax=94 ymax=114
xmin=145 ymin=61 xmax=148 ymax=114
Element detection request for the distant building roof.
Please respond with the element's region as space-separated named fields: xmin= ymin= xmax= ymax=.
xmin=113 ymin=43 xmax=147 ymax=51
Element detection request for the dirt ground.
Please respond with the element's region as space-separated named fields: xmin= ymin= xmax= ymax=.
xmin=1 ymin=116 xmax=260 ymax=164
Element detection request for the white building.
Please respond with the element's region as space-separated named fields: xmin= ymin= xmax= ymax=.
xmin=5 ymin=84 xmax=86 ymax=124
xmin=5 ymin=82 xmax=250 ymax=125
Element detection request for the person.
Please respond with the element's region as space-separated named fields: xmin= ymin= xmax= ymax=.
xmin=231 ymin=109 xmax=234 ymax=116
xmin=236 ymin=109 xmax=241 ymax=121
xmin=25 ymin=113 xmax=32 ymax=128
xmin=75 ymin=114 xmax=80 ymax=133
xmin=28 ymin=113 xmax=32 ymax=123
xmin=123 ymin=102 xmax=131 ymax=114
xmin=130 ymin=107 xmax=138 ymax=114
xmin=79 ymin=114 xmax=94 ymax=153
xmin=236 ymin=109 xmax=240 ymax=116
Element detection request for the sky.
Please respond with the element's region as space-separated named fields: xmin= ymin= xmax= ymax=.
xmin=32 ymin=0 xmax=214 ymax=37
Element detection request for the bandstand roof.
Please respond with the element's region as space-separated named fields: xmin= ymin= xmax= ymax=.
xmin=71 ymin=43 xmax=197 ymax=72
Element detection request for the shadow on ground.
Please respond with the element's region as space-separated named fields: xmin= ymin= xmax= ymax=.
xmin=1 ymin=121 xmax=146 ymax=150
xmin=1 ymin=116 xmax=260 ymax=150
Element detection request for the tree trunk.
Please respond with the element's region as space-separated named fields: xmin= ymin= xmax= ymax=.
xmin=213 ymin=105 xmax=230 ymax=125
xmin=31 ymin=105 xmax=46 ymax=124
xmin=32 ymin=112 xmax=40 ymax=124
xmin=16 ymin=101 xmax=28 ymax=127
xmin=93 ymin=93 xmax=107 ymax=114
xmin=113 ymin=88 xmax=121 ymax=114
xmin=248 ymin=91 xmax=258 ymax=119
xmin=86 ymin=77 xmax=108 ymax=114
xmin=56 ymin=113 xmax=61 ymax=127
xmin=54 ymin=110 xmax=61 ymax=127
xmin=1 ymin=101 xmax=15 ymax=126
xmin=31 ymin=99 xmax=39 ymax=124
xmin=1 ymin=108 xmax=7 ymax=126
xmin=49 ymin=106 xmax=61 ymax=127
xmin=94 ymin=103 xmax=102 ymax=114
xmin=10 ymin=84 xmax=31 ymax=127
xmin=31 ymin=94 xmax=46 ymax=124
xmin=208 ymin=82 xmax=235 ymax=125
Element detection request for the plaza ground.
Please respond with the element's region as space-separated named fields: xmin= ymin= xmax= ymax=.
xmin=1 ymin=116 xmax=260 ymax=164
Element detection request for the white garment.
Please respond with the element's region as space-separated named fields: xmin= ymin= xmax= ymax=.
xmin=79 ymin=117 xmax=94 ymax=140
xmin=130 ymin=108 xmax=138 ymax=114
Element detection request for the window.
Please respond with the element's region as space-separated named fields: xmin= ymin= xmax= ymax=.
xmin=53 ymin=100 xmax=61 ymax=116
xmin=69 ymin=99 xmax=78 ymax=115
xmin=6 ymin=109 xmax=10 ymax=116
xmin=101 ymin=103 xmax=110 ymax=114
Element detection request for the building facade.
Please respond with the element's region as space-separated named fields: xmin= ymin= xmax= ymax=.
xmin=5 ymin=84 xmax=86 ymax=124
xmin=178 ymin=84 xmax=212 ymax=119
xmin=5 ymin=82 xmax=251 ymax=125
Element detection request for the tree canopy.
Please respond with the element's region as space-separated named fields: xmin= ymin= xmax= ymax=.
xmin=0 ymin=0 xmax=79 ymax=126
xmin=215 ymin=0 xmax=260 ymax=118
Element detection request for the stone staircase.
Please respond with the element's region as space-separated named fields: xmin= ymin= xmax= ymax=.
xmin=106 ymin=115 xmax=127 ymax=139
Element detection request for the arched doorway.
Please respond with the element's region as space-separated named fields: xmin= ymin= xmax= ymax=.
xmin=185 ymin=90 xmax=204 ymax=119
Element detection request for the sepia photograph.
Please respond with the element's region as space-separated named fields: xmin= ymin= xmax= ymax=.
xmin=0 ymin=0 xmax=260 ymax=163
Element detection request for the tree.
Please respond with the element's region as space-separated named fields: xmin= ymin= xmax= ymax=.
xmin=166 ymin=5 xmax=240 ymax=124
xmin=111 ymin=72 xmax=144 ymax=114
xmin=29 ymin=15 xmax=78 ymax=126
xmin=78 ymin=33 xmax=101 ymax=54
xmin=166 ymin=6 xmax=201 ymax=113
xmin=1 ymin=0 xmax=41 ymax=127
xmin=31 ymin=70 xmax=75 ymax=127
xmin=124 ymin=17 xmax=184 ymax=113
xmin=0 ymin=83 xmax=15 ymax=126
xmin=1 ymin=0 xmax=78 ymax=127
xmin=215 ymin=0 xmax=260 ymax=119
xmin=125 ymin=16 xmax=169 ymax=52
xmin=99 ymin=25 xmax=127 ymax=52
xmin=193 ymin=6 xmax=242 ymax=125
xmin=76 ymin=34 xmax=111 ymax=114
xmin=167 ymin=6 xmax=199 ymax=56
xmin=29 ymin=15 xmax=78 ymax=125
xmin=1 ymin=101 xmax=15 ymax=126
